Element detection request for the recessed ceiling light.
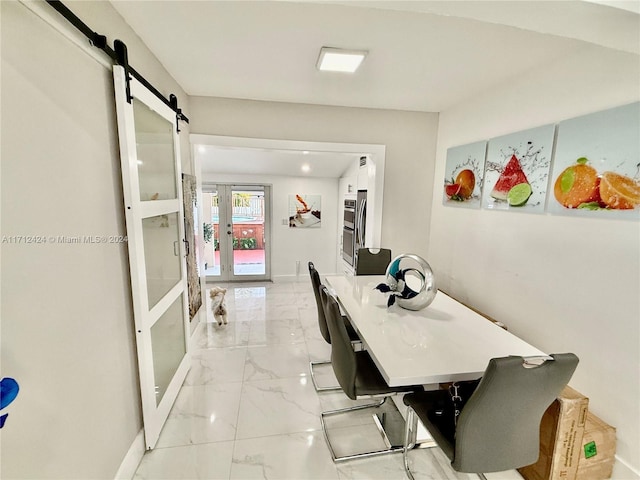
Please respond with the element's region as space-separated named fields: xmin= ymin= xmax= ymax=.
xmin=317 ymin=47 xmax=367 ymax=73
xmin=301 ymin=164 xmax=311 ymax=173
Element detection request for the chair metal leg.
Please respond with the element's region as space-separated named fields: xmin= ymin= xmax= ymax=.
xmin=403 ymin=407 xmax=418 ymax=480
xmin=477 ymin=474 xmax=488 ymax=480
xmin=321 ymin=396 xmax=407 ymax=462
xmin=310 ymin=341 xmax=363 ymax=392
xmin=309 ymin=361 xmax=341 ymax=392
xmin=402 ymin=406 xmax=440 ymax=479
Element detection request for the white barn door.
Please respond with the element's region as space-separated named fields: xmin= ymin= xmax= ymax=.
xmin=113 ymin=65 xmax=190 ymax=450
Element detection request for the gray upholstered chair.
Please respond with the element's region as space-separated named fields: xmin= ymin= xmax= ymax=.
xmin=308 ymin=262 xmax=360 ymax=392
xmin=320 ymin=285 xmax=422 ymax=461
xmin=355 ymin=248 xmax=392 ymax=275
xmin=402 ymin=353 xmax=579 ymax=480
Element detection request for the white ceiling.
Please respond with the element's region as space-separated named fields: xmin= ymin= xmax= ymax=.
xmin=111 ymin=0 xmax=638 ymax=112
xmin=198 ymin=145 xmax=361 ymax=178
xmin=109 ymin=0 xmax=639 ymax=178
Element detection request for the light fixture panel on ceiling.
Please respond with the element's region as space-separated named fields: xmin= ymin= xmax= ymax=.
xmin=317 ymin=47 xmax=367 ymax=73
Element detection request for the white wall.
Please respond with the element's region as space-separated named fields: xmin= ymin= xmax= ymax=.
xmin=202 ymin=173 xmax=339 ymax=280
xmin=69 ymin=1 xmax=193 ymax=176
xmin=430 ymin=44 xmax=640 ymax=477
xmin=0 ymin=1 xmax=192 ymax=478
xmin=190 ymin=98 xmax=439 ymax=262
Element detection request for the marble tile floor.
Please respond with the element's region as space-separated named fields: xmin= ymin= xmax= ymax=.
xmin=134 ymin=281 xmax=523 ymax=480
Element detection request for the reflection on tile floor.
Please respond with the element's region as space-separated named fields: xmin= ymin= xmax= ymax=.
xmin=134 ymin=281 xmax=522 ymax=480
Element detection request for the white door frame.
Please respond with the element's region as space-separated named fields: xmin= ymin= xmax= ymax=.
xmin=201 ymin=183 xmax=272 ymax=282
xmin=191 ymin=134 xmax=386 ymax=283
xmin=114 ymin=66 xmax=190 ymax=450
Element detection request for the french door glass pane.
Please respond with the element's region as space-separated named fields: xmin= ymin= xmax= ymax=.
xmin=142 ymin=213 xmax=182 ymax=308
xmin=202 ymin=191 xmax=220 ymax=277
xmin=150 ymin=295 xmax=186 ymax=406
xmin=232 ymin=189 xmax=265 ymax=276
xmin=133 ymin=99 xmax=177 ymax=201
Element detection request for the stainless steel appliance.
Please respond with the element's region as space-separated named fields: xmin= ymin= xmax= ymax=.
xmin=355 ymin=190 xmax=367 ymax=256
xmin=353 ymin=190 xmax=368 ymax=269
xmin=342 ymin=199 xmax=356 ymax=266
xmin=343 ymin=199 xmax=356 ymax=230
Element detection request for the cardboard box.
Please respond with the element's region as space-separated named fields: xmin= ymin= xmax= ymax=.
xmin=576 ymin=412 xmax=616 ymax=480
xmin=518 ymin=386 xmax=589 ymax=480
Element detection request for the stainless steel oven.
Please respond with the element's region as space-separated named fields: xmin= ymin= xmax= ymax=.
xmin=342 ymin=199 xmax=357 ymax=266
xmin=342 ymin=226 xmax=355 ymax=266
xmin=343 ymin=199 xmax=356 ymax=230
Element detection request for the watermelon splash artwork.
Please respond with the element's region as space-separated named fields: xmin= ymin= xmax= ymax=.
xmin=482 ymin=124 xmax=555 ymax=213
xmin=489 ymin=154 xmax=529 ymax=201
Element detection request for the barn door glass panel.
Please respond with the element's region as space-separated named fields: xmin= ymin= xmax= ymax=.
xmin=151 ymin=295 xmax=187 ymax=405
xmin=142 ymin=213 xmax=183 ymax=309
xmin=134 ymin=100 xmax=177 ymax=201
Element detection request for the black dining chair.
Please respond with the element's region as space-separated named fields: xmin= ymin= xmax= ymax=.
xmin=355 ymin=248 xmax=392 ymax=275
xmin=402 ymin=353 xmax=579 ymax=480
xmin=320 ymin=285 xmax=423 ymax=461
xmin=308 ymin=262 xmax=360 ymax=392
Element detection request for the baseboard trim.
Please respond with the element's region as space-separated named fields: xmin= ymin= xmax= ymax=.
xmin=272 ymin=274 xmax=304 ymax=283
xmin=613 ymin=455 xmax=640 ymax=480
xmin=114 ymin=429 xmax=145 ymax=480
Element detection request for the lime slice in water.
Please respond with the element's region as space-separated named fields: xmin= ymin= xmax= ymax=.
xmin=507 ymin=183 xmax=532 ymax=206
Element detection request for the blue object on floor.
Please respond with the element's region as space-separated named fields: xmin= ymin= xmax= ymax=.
xmin=0 ymin=377 xmax=20 ymax=428
xmin=0 ymin=377 xmax=19 ymax=409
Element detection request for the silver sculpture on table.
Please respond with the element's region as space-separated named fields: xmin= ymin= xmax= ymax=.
xmin=375 ymin=254 xmax=437 ymax=310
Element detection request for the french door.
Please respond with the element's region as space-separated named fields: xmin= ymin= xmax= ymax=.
xmin=113 ymin=66 xmax=190 ymax=449
xmin=202 ymin=184 xmax=270 ymax=282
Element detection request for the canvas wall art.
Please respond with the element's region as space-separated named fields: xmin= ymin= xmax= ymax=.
xmin=443 ymin=141 xmax=487 ymax=208
xmin=182 ymin=174 xmax=202 ymax=320
xmin=547 ymin=102 xmax=640 ymax=219
xmin=289 ymin=194 xmax=321 ymax=228
xmin=482 ymin=124 xmax=555 ymax=213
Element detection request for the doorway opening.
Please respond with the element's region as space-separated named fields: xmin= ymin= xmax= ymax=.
xmin=191 ymin=134 xmax=386 ymax=281
xmin=202 ymin=184 xmax=271 ymax=282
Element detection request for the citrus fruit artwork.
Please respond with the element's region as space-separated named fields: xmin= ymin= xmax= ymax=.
xmin=443 ymin=141 xmax=486 ymax=209
xmin=445 ymin=169 xmax=475 ymax=201
xmin=599 ymin=172 xmax=640 ymax=209
xmin=549 ymin=102 xmax=639 ymax=218
xmin=553 ymin=158 xmax=601 ymax=208
xmin=507 ymin=183 xmax=532 ymax=207
xmin=553 ymin=158 xmax=640 ymax=210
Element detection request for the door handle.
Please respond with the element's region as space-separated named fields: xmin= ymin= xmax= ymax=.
xmin=183 ymin=239 xmax=189 ymax=256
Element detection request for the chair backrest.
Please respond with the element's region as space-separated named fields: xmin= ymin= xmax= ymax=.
xmin=320 ymin=285 xmax=358 ymax=399
xmin=453 ymin=353 xmax=579 ymax=473
xmin=355 ymin=248 xmax=392 ymax=275
xmin=308 ymin=262 xmax=331 ymax=344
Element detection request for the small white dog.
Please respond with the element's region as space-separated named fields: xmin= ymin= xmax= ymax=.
xmin=209 ymin=286 xmax=228 ymax=325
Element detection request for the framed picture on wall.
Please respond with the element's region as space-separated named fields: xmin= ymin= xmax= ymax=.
xmin=289 ymin=194 xmax=321 ymax=228
xmin=443 ymin=141 xmax=487 ymax=209
xmin=482 ymin=124 xmax=555 ymax=213
xmin=547 ymin=102 xmax=640 ymax=219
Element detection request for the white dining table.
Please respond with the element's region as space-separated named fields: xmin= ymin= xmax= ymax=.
xmin=324 ymin=274 xmax=546 ymax=387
